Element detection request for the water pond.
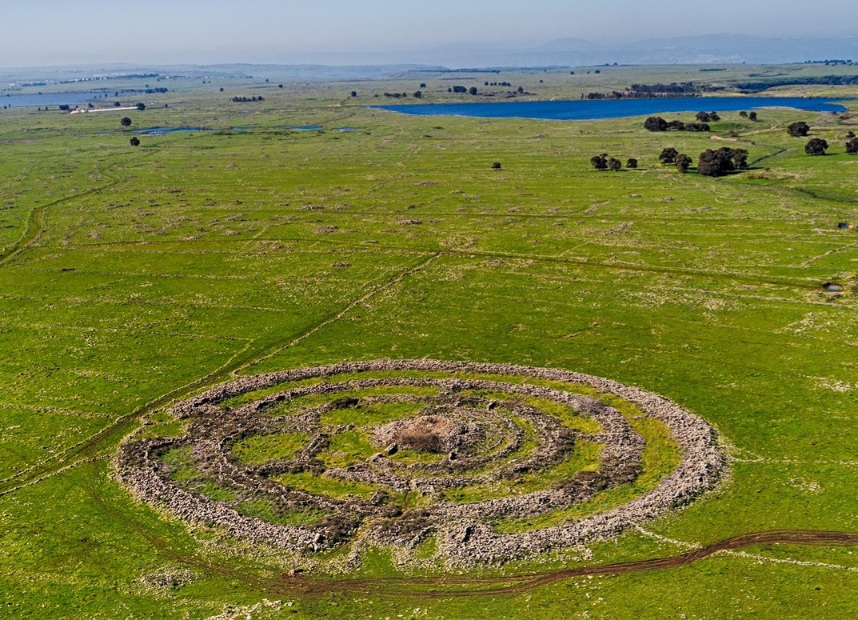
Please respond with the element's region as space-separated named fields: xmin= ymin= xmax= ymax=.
xmin=374 ymin=96 xmax=849 ymax=121
xmin=133 ymin=127 xmax=210 ymax=136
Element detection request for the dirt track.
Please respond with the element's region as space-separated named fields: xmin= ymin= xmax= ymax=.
xmin=281 ymin=530 xmax=858 ymax=598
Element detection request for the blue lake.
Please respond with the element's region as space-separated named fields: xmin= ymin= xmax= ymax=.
xmin=375 ymin=97 xmax=849 ymax=121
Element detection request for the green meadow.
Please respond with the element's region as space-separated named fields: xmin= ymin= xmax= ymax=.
xmin=0 ymin=65 xmax=856 ymax=619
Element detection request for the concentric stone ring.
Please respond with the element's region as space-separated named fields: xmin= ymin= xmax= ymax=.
xmin=116 ymin=360 xmax=726 ymax=566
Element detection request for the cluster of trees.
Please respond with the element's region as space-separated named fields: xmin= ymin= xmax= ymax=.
xmin=629 ymin=82 xmax=718 ymax=96
xmin=737 ymin=75 xmax=858 ymax=92
xmin=644 ymin=116 xmax=710 ymax=132
xmin=231 ymin=96 xmax=265 ymax=102
xmin=698 ymin=147 xmax=749 ymax=176
xmin=694 ymin=111 xmax=720 ymax=122
xmin=785 ymin=121 xmax=850 ymax=156
xmin=484 ymin=81 xmax=512 ymax=87
xmin=653 ymin=147 xmax=748 ymax=176
xmin=448 ymin=86 xmax=479 ymax=95
xmin=738 ymin=111 xmax=759 ymax=121
xmin=587 ymin=82 xmax=723 ymax=100
xmin=380 ymin=91 xmax=423 ymax=98
xmin=591 ymin=154 xmax=638 ymax=171
xmin=658 ymin=148 xmax=692 ymax=173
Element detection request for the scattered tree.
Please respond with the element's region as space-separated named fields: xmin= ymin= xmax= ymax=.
xmin=805 ymin=138 xmax=829 ymax=155
xmin=788 ymin=121 xmax=810 ymax=137
xmin=492 ymin=162 xmax=502 ymax=169
xmin=130 ymin=137 xmax=140 ymax=147
xmin=675 ymin=154 xmax=692 ymax=173
xmin=420 ymin=83 xmax=427 ymax=88
xmin=644 ymin=116 xmax=668 ymax=131
xmin=607 ymin=157 xmax=622 ymax=171
xmin=659 ymin=147 xmax=678 ymax=164
xmin=739 ymin=111 xmax=748 ymax=118
xmin=846 ymin=137 xmax=858 ymax=154
xmin=120 ymin=117 xmax=132 ymax=127
xmin=626 ymin=158 xmax=638 ymax=169
xmin=590 ymin=154 xmax=608 ymax=170
xmin=748 ymin=111 xmax=758 ymax=121
xmin=468 ymin=86 xmax=478 ymax=96
xmin=697 ymin=147 xmax=747 ymax=176
xmin=351 ymin=91 xmax=357 ymax=97
xmin=413 ymin=91 xmax=422 ymax=98
xmin=845 ymin=130 xmax=855 ymax=139
xmin=136 ymin=103 xmax=145 ymax=110
xmin=732 ymin=148 xmax=749 ymax=168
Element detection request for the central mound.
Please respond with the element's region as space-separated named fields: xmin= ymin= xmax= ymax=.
xmin=116 ymin=360 xmax=726 ymax=567
xmin=374 ymin=415 xmax=476 ymax=454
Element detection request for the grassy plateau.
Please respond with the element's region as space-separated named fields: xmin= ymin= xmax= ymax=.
xmin=0 ymin=64 xmax=856 ymax=619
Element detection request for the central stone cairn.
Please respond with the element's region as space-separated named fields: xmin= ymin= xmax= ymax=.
xmin=116 ymin=360 xmax=726 ymax=566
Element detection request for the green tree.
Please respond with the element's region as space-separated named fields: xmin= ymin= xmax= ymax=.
xmin=788 ymin=121 xmax=810 ymax=137
xmin=675 ymin=154 xmax=692 ymax=173
xmin=590 ymin=154 xmax=608 ymax=170
xmin=805 ymin=138 xmax=829 ymax=155
xmin=659 ymin=147 xmax=678 ymax=164
xmin=644 ymin=116 xmax=668 ymax=131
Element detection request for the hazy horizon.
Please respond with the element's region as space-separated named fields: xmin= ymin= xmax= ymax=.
xmin=3 ymin=1 xmax=858 ymax=69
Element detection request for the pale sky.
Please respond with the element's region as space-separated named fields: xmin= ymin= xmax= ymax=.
xmin=3 ymin=0 xmax=858 ymax=67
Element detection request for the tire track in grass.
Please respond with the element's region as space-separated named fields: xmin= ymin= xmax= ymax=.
xmin=0 ymin=252 xmax=440 ymax=495
xmin=0 ymin=153 xmax=149 ymax=267
xmin=279 ymin=530 xmax=858 ymax=599
xmin=67 ymin=464 xmax=858 ymax=602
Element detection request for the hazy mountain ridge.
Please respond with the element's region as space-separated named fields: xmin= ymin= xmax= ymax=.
xmin=2 ymin=35 xmax=857 ymax=80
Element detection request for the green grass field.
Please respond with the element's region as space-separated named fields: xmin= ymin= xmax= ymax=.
xmin=0 ymin=64 xmax=856 ymax=619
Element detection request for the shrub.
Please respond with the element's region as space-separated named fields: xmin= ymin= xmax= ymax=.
xmin=805 ymin=138 xmax=829 ymax=155
xmin=644 ymin=116 xmax=668 ymax=131
xmin=659 ymin=147 xmax=678 ymax=164
xmin=788 ymin=121 xmax=810 ymax=137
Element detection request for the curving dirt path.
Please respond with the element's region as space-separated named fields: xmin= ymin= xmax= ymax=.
xmin=281 ymin=530 xmax=858 ymax=598
xmin=79 ymin=477 xmax=858 ymax=600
